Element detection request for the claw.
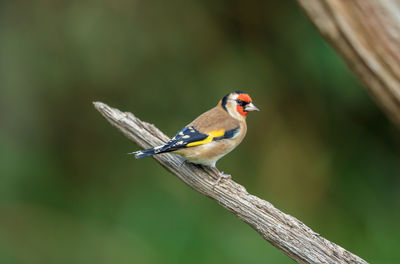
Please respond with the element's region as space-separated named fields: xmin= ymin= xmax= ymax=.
xmin=213 ymin=169 xmax=232 ymax=185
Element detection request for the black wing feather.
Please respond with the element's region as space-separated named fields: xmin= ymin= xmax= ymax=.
xmin=213 ymin=126 xmax=240 ymax=141
xmin=133 ymin=126 xmax=240 ymax=159
xmin=154 ymin=126 xmax=208 ymax=153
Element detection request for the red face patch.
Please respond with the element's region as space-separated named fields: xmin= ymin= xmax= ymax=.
xmin=237 ymin=93 xmax=252 ymax=103
xmin=237 ymin=105 xmax=248 ymax=116
xmin=236 ymin=93 xmax=252 ymax=117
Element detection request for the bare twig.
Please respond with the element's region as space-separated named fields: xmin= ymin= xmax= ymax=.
xmin=297 ymin=0 xmax=400 ymax=128
xmin=94 ymin=101 xmax=367 ymax=264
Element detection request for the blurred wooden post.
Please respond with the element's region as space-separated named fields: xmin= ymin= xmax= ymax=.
xmin=297 ymin=0 xmax=400 ymax=128
xmin=94 ymin=102 xmax=367 ymax=264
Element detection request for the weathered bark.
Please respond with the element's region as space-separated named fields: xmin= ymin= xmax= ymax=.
xmin=297 ymin=0 xmax=400 ymax=128
xmin=94 ymin=101 xmax=367 ymax=264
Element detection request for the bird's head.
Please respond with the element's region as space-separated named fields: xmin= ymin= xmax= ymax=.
xmin=220 ymin=91 xmax=260 ymax=119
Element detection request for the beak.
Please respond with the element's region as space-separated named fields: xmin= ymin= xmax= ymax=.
xmin=244 ymin=102 xmax=260 ymax=112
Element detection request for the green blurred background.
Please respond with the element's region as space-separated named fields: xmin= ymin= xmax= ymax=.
xmin=1 ymin=0 xmax=400 ymax=263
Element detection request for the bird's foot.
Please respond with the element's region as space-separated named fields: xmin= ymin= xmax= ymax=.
xmin=214 ymin=170 xmax=232 ymax=185
xmin=179 ymin=159 xmax=188 ymax=168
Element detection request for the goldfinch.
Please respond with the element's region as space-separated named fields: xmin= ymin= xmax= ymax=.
xmin=131 ymin=91 xmax=259 ymax=184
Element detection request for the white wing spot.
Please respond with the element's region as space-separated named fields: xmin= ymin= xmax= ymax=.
xmin=177 ymin=141 xmax=184 ymax=145
xmin=182 ymin=135 xmax=190 ymax=139
xmin=179 ymin=132 xmax=184 ymax=136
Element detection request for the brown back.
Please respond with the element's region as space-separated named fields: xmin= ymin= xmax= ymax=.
xmin=189 ymin=105 xmax=240 ymax=133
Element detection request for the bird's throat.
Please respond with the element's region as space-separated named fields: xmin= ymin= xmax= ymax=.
xmin=237 ymin=105 xmax=248 ymax=116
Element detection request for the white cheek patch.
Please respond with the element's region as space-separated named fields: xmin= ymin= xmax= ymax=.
xmin=230 ymin=102 xmax=243 ymax=119
xmin=225 ymin=93 xmax=245 ymax=119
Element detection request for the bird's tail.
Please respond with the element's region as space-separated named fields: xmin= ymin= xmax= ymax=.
xmin=129 ymin=148 xmax=156 ymax=159
xmin=129 ymin=145 xmax=167 ymax=159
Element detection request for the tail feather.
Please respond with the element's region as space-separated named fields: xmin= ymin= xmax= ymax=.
xmin=129 ymin=148 xmax=156 ymax=159
xmin=130 ymin=145 xmax=170 ymax=159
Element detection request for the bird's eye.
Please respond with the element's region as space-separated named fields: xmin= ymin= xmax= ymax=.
xmin=236 ymin=99 xmax=247 ymax=107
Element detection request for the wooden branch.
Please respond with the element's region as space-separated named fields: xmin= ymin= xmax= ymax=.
xmin=94 ymin=101 xmax=367 ymax=264
xmin=296 ymin=0 xmax=400 ymax=128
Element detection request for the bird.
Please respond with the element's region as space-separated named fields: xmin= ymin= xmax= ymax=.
xmin=130 ymin=91 xmax=259 ymax=184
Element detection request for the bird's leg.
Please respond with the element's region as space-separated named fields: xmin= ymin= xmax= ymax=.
xmin=179 ymin=159 xmax=188 ymax=168
xmin=211 ymin=167 xmax=232 ymax=185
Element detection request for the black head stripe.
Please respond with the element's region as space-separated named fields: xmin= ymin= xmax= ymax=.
xmin=221 ymin=93 xmax=230 ymax=112
xmin=235 ymin=91 xmax=246 ymax=94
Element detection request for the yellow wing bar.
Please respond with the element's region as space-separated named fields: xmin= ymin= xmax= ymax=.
xmin=186 ymin=129 xmax=225 ymax=147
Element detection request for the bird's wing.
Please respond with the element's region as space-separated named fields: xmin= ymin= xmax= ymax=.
xmin=155 ymin=125 xmax=240 ymax=154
